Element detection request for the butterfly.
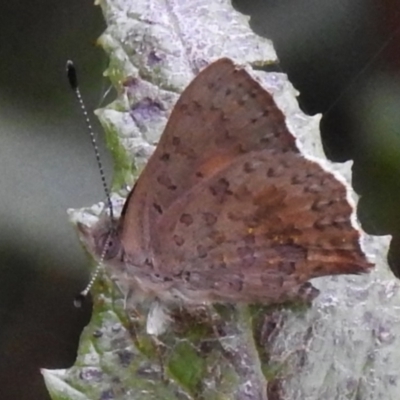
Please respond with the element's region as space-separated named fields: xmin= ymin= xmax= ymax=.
xmin=76 ymin=58 xmax=372 ymax=307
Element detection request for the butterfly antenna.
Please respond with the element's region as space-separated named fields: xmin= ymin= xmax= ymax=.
xmin=66 ymin=60 xmax=115 ymax=307
xmin=73 ymin=232 xmax=112 ymax=308
xmin=65 ymin=60 xmax=114 ymax=222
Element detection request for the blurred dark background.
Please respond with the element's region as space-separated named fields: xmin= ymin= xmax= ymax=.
xmin=1 ymin=0 xmax=400 ymax=399
xmin=0 ymin=1 xmax=109 ymax=399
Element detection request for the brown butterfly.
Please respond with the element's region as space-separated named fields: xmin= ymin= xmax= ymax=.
xmin=76 ymin=58 xmax=373 ymax=306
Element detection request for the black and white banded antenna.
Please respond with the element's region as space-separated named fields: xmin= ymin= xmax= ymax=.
xmin=66 ymin=60 xmax=114 ymax=307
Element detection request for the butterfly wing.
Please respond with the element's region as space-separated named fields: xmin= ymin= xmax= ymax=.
xmin=151 ymin=147 xmax=371 ymax=303
xmin=118 ymin=58 xmax=371 ymax=303
xmin=118 ymin=58 xmax=297 ymax=261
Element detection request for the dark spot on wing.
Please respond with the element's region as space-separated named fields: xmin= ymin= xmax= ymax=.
xmin=160 ymin=153 xmax=170 ymax=162
xmin=209 ymin=178 xmax=232 ymax=203
xmin=180 ymin=213 xmax=194 ymax=226
xmin=173 ymin=235 xmax=185 ymax=246
xmin=153 ymin=203 xmax=163 ymax=214
xmin=157 ymin=173 xmax=177 ymax=191
xmin=311 ymin=198 xmax=335 ymax=212
xmin=172 ymin=136 xmax=180 ymax=146
xmin=243 ymin=161 xmax=256 ymax=173
xmin=203 ymin=212 xmax=217 ymax=226
xmin=267 ymin=167 xmax=276 ymax=177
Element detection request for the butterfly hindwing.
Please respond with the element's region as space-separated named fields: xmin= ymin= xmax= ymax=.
xmin=151 ymin=148 xmax=371 ymax=302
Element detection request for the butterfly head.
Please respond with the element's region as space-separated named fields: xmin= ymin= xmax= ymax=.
xmin=77 ymin=213 xmax=124 ymax=264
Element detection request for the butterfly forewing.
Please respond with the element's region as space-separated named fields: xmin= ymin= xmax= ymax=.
xmin=119 ymin=58 xmax=296 ymax=256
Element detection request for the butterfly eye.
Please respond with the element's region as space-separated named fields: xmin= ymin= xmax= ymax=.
xmin=98 ymin=231 xmax=120 ymax=260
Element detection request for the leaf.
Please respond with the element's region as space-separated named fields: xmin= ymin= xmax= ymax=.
xmin=42 ymin=0 xmax=398 ymax=399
